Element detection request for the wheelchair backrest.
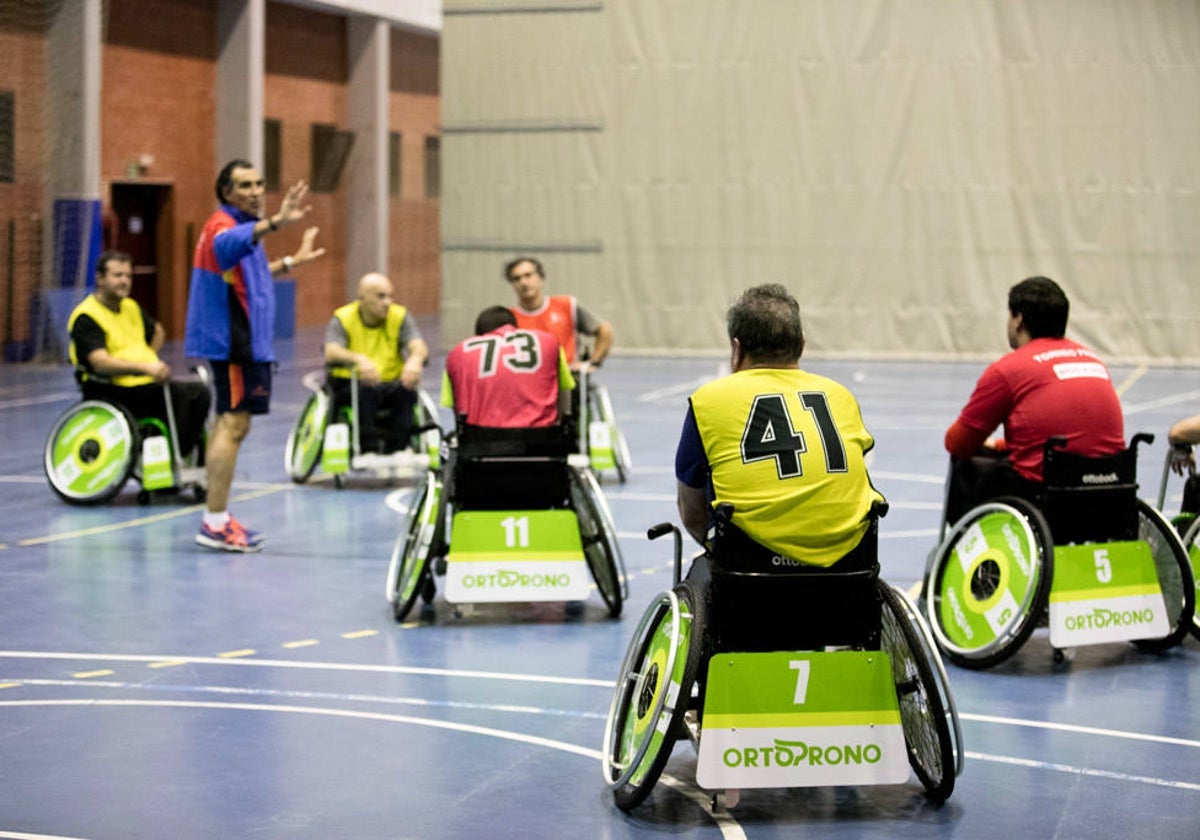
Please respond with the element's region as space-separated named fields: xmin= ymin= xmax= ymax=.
xmin=706 ymin=510 xmax=882 ymax=653
xmin=1040 ymin=440 xmax=1139 ymax=544
xmin=451 ymin=423 xmax=574 ymax=511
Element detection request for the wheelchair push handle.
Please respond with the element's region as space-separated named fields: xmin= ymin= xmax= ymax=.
xmin=647 ymin=522 xmax=684 ymax=585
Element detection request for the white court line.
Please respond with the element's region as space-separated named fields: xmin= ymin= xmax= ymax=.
xmin=1123 ymin=387 xmax=1200 ymax=415
xmin=871 ymin=470 xmax=946 ymax=485
xmin=959 ymin=712 xmax=1200 ymax=751
xmin=4 ymin=651 xmax=1198 ymax=751
xmin=1 ymin=696 xmax=1195 ymax=804
xmin=0 ymin=651 xmax=616 ymax=688
xmin=0 ymin=392 xmax=77 ymax=410
xmin=0 ymin=697 xmax=602 ymax=760
xmin=637 ymin=367 xmax=724 ymax=403
xmin=0 ymin=698 xmax=745 ymax=836
xmin=964 ymin=751 xmax=1200 ymax=793
xmin=0 ymin=832 xmax=90 ymax=840
xmin=1113 ymin=365 xmax=1147 ymax=398
xmin=659 ymin=775 xmax=746 ymax=840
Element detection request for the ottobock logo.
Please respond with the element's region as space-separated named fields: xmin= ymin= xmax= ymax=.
xmin=1064 ymin=607 xmax=1154 ymax=630
xmin=462 ymin=571 xmax=571 ymax=590
xmin=722 ymin=738 xmax=884 ymax=769
xmin=770 ymin=555 xmax=803 ymax=567
xmin=1081 ymin=472 xmax=1120 ymax=485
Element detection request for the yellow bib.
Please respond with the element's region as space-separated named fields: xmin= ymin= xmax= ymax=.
xmin=331 ymin=302 xmax=408 ymax=382
xmin=68 ymin=295 xmax=158 ymax=387
xmin=690 ymin=368 xmax=884 ymax=567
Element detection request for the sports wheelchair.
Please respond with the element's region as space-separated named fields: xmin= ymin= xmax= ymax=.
xmin=575 ymin=363 xmax=632 ymax=483
xmin=1154 ymin=446 xmax=1200 ymax=641
xmin=602 ymin=504 xmax=962 ymax=811
xmin=385 ymin=422 xmax=628 ymax=621
xmin=285 ymin=364 xmax=442 ymax=488
xmin=44 ymin=375 xmax=208 ymax=506
xmin=924 ymin=434 xmax=1196 ymax=669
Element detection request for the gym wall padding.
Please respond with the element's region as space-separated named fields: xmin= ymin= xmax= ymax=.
xmin=440 ymin=1 xmax=1200 ymax=363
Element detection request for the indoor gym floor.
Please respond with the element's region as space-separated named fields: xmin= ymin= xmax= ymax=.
xmin=0 ymin=319 xmax=1197 ymax=840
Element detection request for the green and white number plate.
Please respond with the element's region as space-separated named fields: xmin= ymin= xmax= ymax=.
xmin=1048 ymin=541 xmax=1168 ymax=646
xmin=696 ymin=651 xmax=908 ymax=789
xmin=445 ymin=510 xmax=589 ymax=602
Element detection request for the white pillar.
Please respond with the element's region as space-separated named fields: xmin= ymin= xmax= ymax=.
xmin=216 ymin=0 xmax=265 ymax=171
xmin=344 ymin=15 xmax=390 ymax=296
xmin=46 ymin=0 xmax=101 ymax=200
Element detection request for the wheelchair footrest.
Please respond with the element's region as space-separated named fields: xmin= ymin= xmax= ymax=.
xmin=695 ymin=651 xmax=909 ymax=790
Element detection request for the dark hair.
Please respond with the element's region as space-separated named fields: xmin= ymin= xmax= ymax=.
xmin=726 ymin=284 xmax=805 ymax=365
xmin=474 ymin=305 xmax=517 ymax=334
xmin=95 ymin=250 xmax=131 ymax=277
xmin=1008 ymin=276 xmax=1069 ymax=339
xmin=503 ymin=256 xmax=544 ymax=282
xmin=215 ymin=158 xmax=255 ymax=204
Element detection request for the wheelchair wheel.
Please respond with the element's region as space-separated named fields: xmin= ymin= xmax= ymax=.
xmin=44 ymin=400 xmax=139 ymax=505
xmin=1132 ymin=500 xmax=1197 ymax=651
xmin=602 ymin=579 xmax=705 ymax=811
xmin=386 ymin=472 xmax=443 ymax=621
xmin=411 ymin=389 xmax=443 ymax=460
xmin=285 ymin=389 xmax=330 ymax=483
xmin=880 ymin=582 xmax=959 ymax=802
xmin=591 ymin=383 xmax=632 ymax=483
xmin=925 ymin=496 xmax=1053 ymax=670
xmin=568 ymin=466 xmax=626 ymax=618
xmin=1176 ymin=514 xmax=1200 ymax=641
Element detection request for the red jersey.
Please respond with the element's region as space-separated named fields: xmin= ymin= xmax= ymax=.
xmin=954 ymin=337 xmax=1125 ymax=481
xmin=442 ymin=325 xmax=573 ymax=428
xmin=511 ymin=295 xmax=577 ymax=363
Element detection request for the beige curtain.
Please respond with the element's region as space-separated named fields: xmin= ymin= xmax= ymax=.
xmin=441 ymin=0 xmax=1200 ymax=363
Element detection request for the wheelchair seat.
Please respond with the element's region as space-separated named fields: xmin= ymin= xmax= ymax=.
xmin=451 ymin=423 xmax=575 ymax=511
xmin=1039 ymin=438 xmax=1139 ymax=544
xmin=706 ymin=507 xmax=882 ymax=653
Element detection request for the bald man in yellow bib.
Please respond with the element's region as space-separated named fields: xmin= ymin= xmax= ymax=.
xmin=324 ymin=273 xmax=429 ymax=453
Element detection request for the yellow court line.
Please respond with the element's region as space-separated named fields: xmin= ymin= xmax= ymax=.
xmin=282 ymin=639 xmax=320 ymax=649
xmin=340 ymin=630 xmax=378 ymax=639
xmin=217 ymin=649 xmax=256 ymax=659
xmin=0 ymin=682 xmax=20 ymax=689
xmin=1115 ymin=364 xmax=1148 ymax=397
xmin=148 ymin=660 xmax=188 ymax=669
xmin=17 ymin=484 xmax=294 ymax=547
xmin=73 ymin=669 xmax=114 ymax=679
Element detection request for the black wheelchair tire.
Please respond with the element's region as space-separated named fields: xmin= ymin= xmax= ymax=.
xmin=285 ymin=390 xmax=328 ymax=484
xmin=390 ymin=474 xmax=441 ymax=622
xmin=880 ymin=582 xmax=956 ymax=802
xmin=568 ymin=466 xmax=623 ymax=618
xmin=1132 ymin=500 xmax=1197 ymax=652
xmin=606 ymin=579 xmax=705 ymax=812
xmin=1177 ymin=514 xmax=1200 ymax=642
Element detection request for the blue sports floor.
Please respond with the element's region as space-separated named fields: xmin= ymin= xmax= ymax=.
xmin=1 ymin=321 xmax=1197 ymax=839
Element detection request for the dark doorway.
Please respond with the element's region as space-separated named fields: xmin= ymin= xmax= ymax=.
xmin=109 ymin=181 xmax=175 ymax=336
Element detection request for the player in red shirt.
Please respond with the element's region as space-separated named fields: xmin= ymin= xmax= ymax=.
xmin=943 ymin=276 xmax=1125 ymax=524
xmin=442 ymin=306 xmax=574 ymax=428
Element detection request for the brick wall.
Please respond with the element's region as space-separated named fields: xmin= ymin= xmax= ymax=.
xmin=0 ymin=0 xmax=440 ymax=351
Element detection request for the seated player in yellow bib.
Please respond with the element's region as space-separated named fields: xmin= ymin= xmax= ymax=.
xmin=323 ymin=272 xmax=429 ymax=453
